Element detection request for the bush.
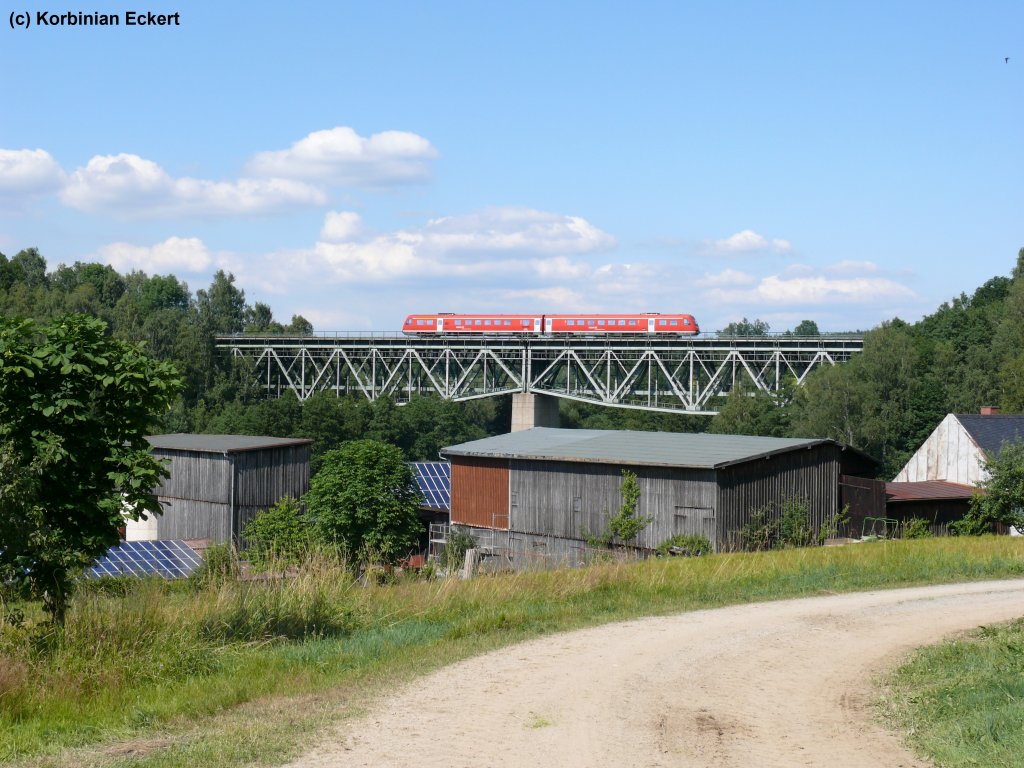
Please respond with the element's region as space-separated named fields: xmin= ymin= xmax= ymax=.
xmin=242 ymin=497 xmax=311 ymax=571
xmin=655 ymin=534 xmax=712 ymax=557
xmin=443 ymin=527 xmax=477 ymax=573
xmin=902 ymin=518 xmax=933 ymax=539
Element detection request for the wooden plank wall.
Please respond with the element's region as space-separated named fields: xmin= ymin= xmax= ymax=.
xmin=152 ymin=450 xmax=231 ymax=503
xmin=717 ymin=445 xmax=840 ymax=550
xmin=155 ymin=498 xmax=232 ymax=540
xmin=451 ymin=457 xmax=510 ymax=529
xmin=153 ymin=445 xmax=311 ymax=543
xmin=840 ymin=474 xmax=886 ymax=537
xmin=510 ymin=460 xmax=718 ymax=550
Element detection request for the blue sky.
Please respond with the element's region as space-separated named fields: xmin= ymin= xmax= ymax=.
xmin=1 ymin=1 xmax=1021 ymax=332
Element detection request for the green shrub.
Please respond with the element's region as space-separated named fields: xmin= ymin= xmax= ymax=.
xmin=656 ymin=534 xmax=712 ymax=557
xmin=443 ymin=527 xmax=477 ymax=573
xmin=777 ymin=496 xmax=814 ymax=548
xmin=242 ymin=497 xmax=312 ymax=571
xmin=902 ymin=517 xmax=933 ymax=539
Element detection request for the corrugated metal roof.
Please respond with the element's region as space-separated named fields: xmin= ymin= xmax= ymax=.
xmin=885 ymin=480 xmax=976 ymax=502
xmin=441 ymin=428 xmax=833 ymax=469
xmin=956 ymin=414 xmax=1024 ymax=457
xmin=146 ymin=434 xmax=313 ymax=454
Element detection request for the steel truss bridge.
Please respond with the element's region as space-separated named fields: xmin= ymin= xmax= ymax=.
xmin=216 ymin=334 xmax=865 ymax=416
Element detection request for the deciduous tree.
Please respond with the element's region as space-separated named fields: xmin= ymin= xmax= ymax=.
xmin=304 ymin=440 xmax=422 ymax=565
xmin=0 ymin=316 xmax=180 ymax=622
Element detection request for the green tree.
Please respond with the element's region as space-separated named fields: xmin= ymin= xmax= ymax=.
xmin=304 ymin=440 xmax=423 ymax=566
xmin=952 ymin=443 xmax=1024 ymax=535
xmin=790 ymin=319 xmax=820 ymax=336
xmin=0 ymin=315 xmax=180 ymax=623
xmin=710 ymin=382 xmax=792 ymax=437
xmin=607 ymin=469 xmax=650 ymax=544
xmin=720 ymin=317 xmax=770 ymax=336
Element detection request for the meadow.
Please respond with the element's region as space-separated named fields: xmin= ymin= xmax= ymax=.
xmin=2 ymin=536 xmax=1023 ymax=768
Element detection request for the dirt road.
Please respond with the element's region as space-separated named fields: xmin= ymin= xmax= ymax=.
xmin=285 ymin=580 xmax=1024 ymax=768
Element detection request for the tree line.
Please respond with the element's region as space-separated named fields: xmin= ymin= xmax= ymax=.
xmin=711 ymin=248 xmax=1024 ymax=478
xmin=3 ymin=245 xmax=1024 ymax=480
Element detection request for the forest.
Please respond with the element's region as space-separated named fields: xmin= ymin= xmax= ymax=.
xmin=2 ymin=246 xmax=1022 ymax=479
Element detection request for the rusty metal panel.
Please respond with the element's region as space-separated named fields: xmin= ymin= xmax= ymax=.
xmin=451 ymin=457 xmax=510 ymax=529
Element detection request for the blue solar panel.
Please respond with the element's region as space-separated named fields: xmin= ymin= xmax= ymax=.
xmin=411 ymin=461 xmax=451 ymax=511
xmin=86 ymin=540 xmax=203 ymax=580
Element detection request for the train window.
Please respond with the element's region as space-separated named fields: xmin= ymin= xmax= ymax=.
xmin=504 ymin=320 xmax=511 ymax=326
xmin=587 ymin=319 xmax=595 ymax=326
xmin=416 ymin=319 xmax=424 ymax=326
xmin=658 ymin=320 xmax=667 ymax=326
xmin=454 ymin=319 xmax=462 ymax=325
xmin=405 ymin=319 xmax=412 ymax=325
xmin=683 ymin=318 xmax=691 ymax=325
xmin=484 ymin=319 xmax=492 ymax=326
xmin=474 ymin=319 xmax=482 ymax=326
xmin=598 ymin=320 xmax=605 ymax=326
xmin=670 ymin=319 xmax=678 ymax=326
xmin=618 ymin=320 xmax=626 ymax=326
xmin=521 ymin=320 xmax=530 ymax=326
xmin=628 ymin=320 xmax=636 ymax=326
xmin=427 ymin=319 xmax=434 ymax=325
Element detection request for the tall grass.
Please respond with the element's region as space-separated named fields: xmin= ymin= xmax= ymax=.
xmin=2 ymin=536 xmax=1023 ymax=767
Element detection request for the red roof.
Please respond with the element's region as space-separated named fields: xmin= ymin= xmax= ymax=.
xmin=885 ymin=480 xmax=977 ymax=502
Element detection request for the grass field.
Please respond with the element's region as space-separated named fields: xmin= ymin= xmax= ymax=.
xmin=2 ymin=536 xmax=1024 ymax=768
xmin=882 ymin=616 xmax=1024 ymax=768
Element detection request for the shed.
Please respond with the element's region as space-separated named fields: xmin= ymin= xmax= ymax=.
xmin=441 ymin=428 xmax=872 ymax=557
xmin=127 ymin=434 xmax=312 ymax=543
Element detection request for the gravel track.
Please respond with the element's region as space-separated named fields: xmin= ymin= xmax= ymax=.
xmin=284 ymin=579 xmax=1024 ymax=768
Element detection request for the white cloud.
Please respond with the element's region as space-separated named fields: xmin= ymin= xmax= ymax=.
xmin=424 ymin=207 xmax=616 ymax=254
xmin=96 ymin=236 xmax=214 ymax=273
xmin=246 ymin=127 xmax=438 ymax=186
xmin=0 ymin=148 xmax=65 ymax=198
xmin=708 ymin=273 xmax=915 ymax=306
xmin=706 ymin=229 xmax=792 ymax=254
xmin=696 ymin=268 xmax=758 ymax=288
xmin=61 ymin=153 xmax=326 ymax=216
xmin=320 ymin=210 xmax=363 ymax=242
xmin=303 ymin=206 xmax=613 ymax=282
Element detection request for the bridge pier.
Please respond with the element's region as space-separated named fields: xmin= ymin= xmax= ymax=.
xmin=511 ymin=393 xmax=560 ymax=431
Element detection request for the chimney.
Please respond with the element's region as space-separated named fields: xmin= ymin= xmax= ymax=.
xmin=980 ymin=406 xmax=1001 ymax=416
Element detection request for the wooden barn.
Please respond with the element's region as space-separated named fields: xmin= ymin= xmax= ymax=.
xmin=126 ymin=434 xmax=312 ymax=543
xmin=887 ymin=409 xmax=1024 ymax=534
xmin=441 ymin=428 xmax=873 ymax=558
xmin=893 ymin=409 xmax=1024 ymax=485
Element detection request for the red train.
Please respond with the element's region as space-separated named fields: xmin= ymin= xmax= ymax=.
xmin=403 ymin=312 xmax=700 ymax=335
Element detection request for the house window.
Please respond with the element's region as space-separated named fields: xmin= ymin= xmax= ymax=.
xmin=511 ymin=492 xmax=518 ymax=506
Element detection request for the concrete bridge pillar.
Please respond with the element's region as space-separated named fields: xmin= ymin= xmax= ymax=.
xmin=511 ymin=393 xmax=560 ymax=431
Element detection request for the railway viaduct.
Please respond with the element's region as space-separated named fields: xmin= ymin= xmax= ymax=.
xmin=216 ymin=334 xmax=864 ymax=428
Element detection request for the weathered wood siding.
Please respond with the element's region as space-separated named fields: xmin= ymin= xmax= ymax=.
xmin=155 ymin=498 xmax=232 ymax=540
xmin=717 ymin=444 xmax=840 ymax=549
xmin=509 ymin=460 xmax=718 ymax=550
xmin=234 ymin=445 xmax=311 ymax=506
xmin=150 ymin=444 xmax=311 ymax=542
xmin=840 ymin=474 xmax=886 ymax=538
xmin=451 ymin=458 xmax=510 ymax=529
xmin=152 ymin=450 xmax=231 ymax=503
xmin=893 ymin=414 xmax=985 ymax=485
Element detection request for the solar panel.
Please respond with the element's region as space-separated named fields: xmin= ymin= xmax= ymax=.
xmin=411 ymin=461 xmax=451 ymax=511
xmin=85 ymin=540 xmax=203 ymax=580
